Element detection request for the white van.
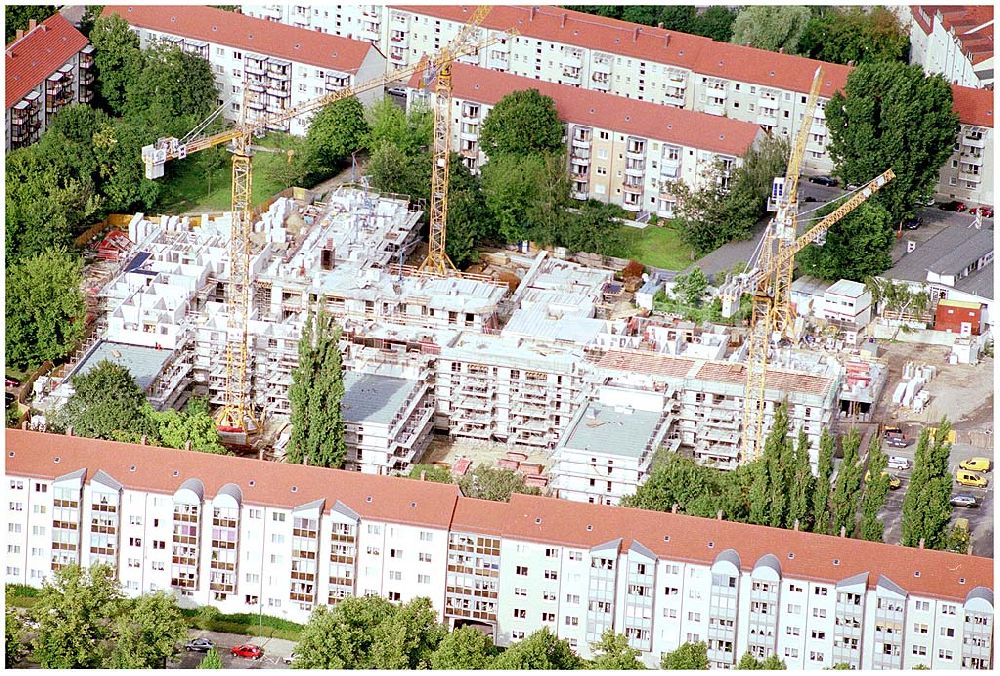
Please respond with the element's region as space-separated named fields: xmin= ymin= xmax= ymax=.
xmin=887 ymin=456 xmax=911 ymax=471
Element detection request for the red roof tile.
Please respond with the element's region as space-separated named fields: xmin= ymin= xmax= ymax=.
xmin=693 ymin=41 xmax=851 ymax=98
xmin=395 ymin=5 xmax=712 ymax=71
xmin=102 ymin=5 xmax=375 ymax=74
xmin=914 ymin=6 xmax=994 ymax=66
xmin=497 ymin=493 xmax=992 ymax=603
xmin=5 ymin=13 xmax=89 ymax=108
xmin=411 ymin=62 xmax=762 ymax=156
xmin=6 ymin=429 xmax=460 ymax=529
xmin=952 ymin=83 xmax=994 ymax=127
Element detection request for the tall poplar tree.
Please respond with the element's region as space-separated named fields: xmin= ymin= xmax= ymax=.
xmin=901 ymin=419 xmax=955 ymax=549
xmin=831 ymin=428 xmax=863 ymax=537
xmin=287 ymin=310 xmax=347 ymax=468
xmin=860 ymin=436 xmax=889 ymax=542
xmin=812 ymin=430 xmax=835 ymax=534
xmin=787 ymin=430 xmax=814 ymax=531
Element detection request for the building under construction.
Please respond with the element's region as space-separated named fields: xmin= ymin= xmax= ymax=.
xmin=38 ymin=187 xmax=848 ymax=488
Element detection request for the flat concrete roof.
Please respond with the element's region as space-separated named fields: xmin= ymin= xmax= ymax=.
xmin=342 ymin=371 xmax=419 ymax=426
xmin=69 ymin=341 xmax=173 ymax=392
xmin=560 ymin=401 xmax=661 ymax=459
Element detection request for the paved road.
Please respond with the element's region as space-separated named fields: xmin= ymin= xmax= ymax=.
xmin=169 ymin=630 xmax=296 ymax=670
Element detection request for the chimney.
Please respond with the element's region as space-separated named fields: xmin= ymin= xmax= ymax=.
xmin=839 ymin=526 xmax=846 ymax=538
xmin=28 ymin=19 xmax=36 ymax=30
xmin=140 ymin=435 xmax=148 ymax=445
xmin=793 ymin=519 xmax=800 ymax=531
xmin=16 ymin=29 xmax=24 ymax=40
xmin=65 ymin=426 xmax=74 ymax=437
xmin=778 ymin=47 xmax=784 ymax=54
xmin=716 ymin=510 xmax=723 ymax=520
xmin=561 ymin=12 xmax=566 ymax=28
xmin=671 ymin=503 xmax=679 ymax=514
xmin=918 ymin=538 xmax=925 ymax=549
xmin=21 ymin=421 xmax=29 ymax=430
xmin=664 ymin=34 xmax=670 ymax=47
xmin=184 ymin=440 xmax=192 ymax=451
xmin=420 ymin=470 xmax=427 ymax=481
xmin=633 ymin=26 xmax=640 ymax=42
xmin=657 ymin=21 xmax=664 ymax=28
xmin=530 ymin=6 xmax=536 ymax=21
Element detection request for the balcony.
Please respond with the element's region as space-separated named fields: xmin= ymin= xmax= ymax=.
xmin=961 ymin=151 xmax=984 ymax=166
xmin=593 ymin=56 xmax=612 ymax=74
xmin=663 ymin=88 xmax=685 ymax=106
xmin=626 ymin=147 xmax=646 ymax=161
xmin=390 ymin=29 xmax=408 ymax=44
xmin=757 ymin=111 xmax=778 ymax=127
xmin=963 ymin=133 xmax=987 ymax=149
xmin=571 ymin=134 xmax=591 ymax=150
xmin=266 ymin=83 xmax=291 ymax=98
xmin=571 ymin=189 xmax=589 ymax=201
xmin=245 ymin=58 xmax=267 ymax=75
xmin=705 ymin=100 xmax=725 ymax=117
xmin=592 ymin=75 xmax=610 ymax=91
xmin=624 ymin=163 xmax=645 ymax=177
xmin=959 ymin=170 xmax=982 ymax=184
xmin=487 ymin=52 xmax=509 ymax=71
xmin=570 ymin=147 xmax=590 ymax=162
xmin=563 ymin=50 xmax=583 ymax=69
xmin=389 ymin=48 xmax=407 ymax=64
xmin=459 ymin=124 xmax=478 ymax=140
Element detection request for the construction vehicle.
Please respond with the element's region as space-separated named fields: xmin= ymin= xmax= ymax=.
xmin=720 ymin=67 xmax=896 ymax=461
xmin=140 ymin=11 xmax=509 ymax=435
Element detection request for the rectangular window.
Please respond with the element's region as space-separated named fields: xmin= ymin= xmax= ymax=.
xmin=514 ymin=587 xmax=527 ymax=596
xmin=418 ymin=574 xmax=430 ymax=584
xmin=516 ymin=566 xmax=528 ymax=576
xmin=544 ymin=570 xmax=558 ymax=580
xmin=513 ymin=608 xmax=526 ymax=619
xmin=418 ymin=553 xmax=432 ymax=563
xmin=272 ymin=512 xmax=286 ymax=522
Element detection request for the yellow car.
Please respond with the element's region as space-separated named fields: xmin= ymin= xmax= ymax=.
xmin=956 ymin=470 xmax=988 ymax=488
xmin=865 ymin=469 xmax=903 ymax=489
xmin=959 ymin=457 xmax=992 ymax=473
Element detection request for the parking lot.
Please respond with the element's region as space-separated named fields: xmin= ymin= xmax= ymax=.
xmin=168 ymin=631 xmax=296 ymax=670
xmin=876 ymin=433 xmax=993 ymax=557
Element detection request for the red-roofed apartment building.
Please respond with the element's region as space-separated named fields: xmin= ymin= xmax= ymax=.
xmin=242 ymin=4 xmax=845 ymax=177
xmin=906 ymin=6 xmax=994 ymax=89
xmin=940 ymin=84 xmax=993 ymax=205
xmin=6 ymin=428 xmax=995 ymax=670
xmin=102 ymin=6 xmax=385 ymax=136
xmin=407 ymin=62 xmax=764 ymax=217
xmin=5 ymin=13 xmax=94 ymax=150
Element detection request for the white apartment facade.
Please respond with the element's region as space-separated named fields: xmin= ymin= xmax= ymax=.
xmin=104 ymin=5 xmax=385 ymax=136
xmin=407 ymin=62 xmax=763 ymax=217
xmin=5 ymin=14 xmax=94 ymax=150
xmin=939 ymin=85 xmax=994 ymax=206
xmin=906 ymin=5 xmax=994 ymax=89
xmin=7 ymin=430 xmax=993 ymax=670
xmin=820 ymin=280 xmax=874 ymax=328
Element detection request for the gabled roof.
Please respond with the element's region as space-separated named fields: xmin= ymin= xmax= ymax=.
xmin=5 ymin=13 xmax=89 ymax=108
xmin=6 ymin=429 xmax=461 ymax=529
xmin=410 ymin=62 xmax=761 ymax=156
xmin=692 ymin=42 xmax=851 ymax=98
xmin=951 ymin=83 xmax=993 ymax=127
xmin=102 ymin=5 xmax=375 ymax=74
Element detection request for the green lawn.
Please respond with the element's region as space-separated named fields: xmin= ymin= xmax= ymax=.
xmin=620 ymin=221 xmax=695 ymax=271
xmin=155 ymin=133 xmax=305 ymax=214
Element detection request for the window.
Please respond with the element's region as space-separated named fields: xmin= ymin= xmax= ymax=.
xmin=270 ymin=554 xmax=283 ymax=564
xmin=389 ymin=571 xmax=402 ymax=581
xmin=564 ymin=615 xmax=579 ymax=626
xmin=272 ymin=512 xmax=286 ymax=522
xmin=940 ymin=627 xmax=955 ymax=637
xmin=784 ymin=648 xmax=798 ymax=658
xmin=418 ymin=574 xmax=430 ymax=584
xmin=246 ymin=573 xmax=260 ymax=583
xmin=914 ymin=623 xmax=928 ymax=634
xmin=9 ymin=502 xmax=22 ymax=511
xmin=809 ymin=652 xmax=824 ymax=662
xmin=665 ymin=564 xmax=680 ymax=574
xmin=129 ymin=515 xmax=142 ymax=526
xmin=418 ymin=552 xmax=432 ymax=563
xmin=565 ymin=594 xmax=580 ymax=604
xmin=232 ymin=50 xmax=242 ymax=60
xmin=544 ymin=570 xmax=558 ymax=580
xmin=419 ymin=531 xmax=433 ymax=542
xmin=688 ymin=612 xmax=701 ymax=622
xmin=8 ymin=524 xmax=21 ymax=533
xmin=249 ymin=508 xmax=262 ymax=519
xmin=271 ymin=534 xmax=285 ymax=544
xmin=514 ymin=587 xmax=527 ymax=596
xmin=812 ymin=608 xmax=827 ymax=618
xmin=129 ymin=537 xmax=142 ymax=547
xmin=912 ymin=645 xmax=927 ymax=656
xmin=390 ymin=548 xmax=403 ymax=559
xmin=545 ymin=548 xmax=559 ymax=558
xmin=786 ymin=626 xmax=800 ymax=636
xmin=543 ymin=591 xmax=556 ymax=601
xmin=811 ymin=630 xmax=826 ymax=639
xmin=599 ymin=130 xmax=609 ymax=140
xmin=542 ymin=612 xmax=555 ymax=622
xmin=516 ymin=566 xmax=528 ymax=576
xmin=367 ymin=524 xmax=381 ymax=535
xmin=513 ymin=608 xmax=526 ymax=619
xmin=938 ymin=649 xmax=953 ymax=660
xmin=787 ymin=603 xmax=801 ymax=614
xmin=35 ymin=482 xmax=47 ymax=492
xmin=941 ymin=604 xmax=957 ymax=616
xmin=569 ymin=551 xmax=582 ymax=561
xmin=10 ymin=480 xmax=23 ymax=490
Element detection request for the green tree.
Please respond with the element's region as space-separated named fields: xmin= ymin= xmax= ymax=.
xmin=560 ymin=199 xmax=627 ymax=257
xmin=79 ymin=5 xmax=105 ymax=37
xmin=860 ymin=436 xmax=889 ymax=542
xmin=747 ymin=402 xmax=793 ymax=528
xmin=365 ymin=98 xmax=432 ymax=155
xmin=621 ymin=453 xmax=727 ymax=519
xmin=493 ymin=627 xmax=582 ymax=670
xmin=445 ymin=154 xmax=495 ymax=267
xmin=694 ymin=6 xmax=738 ymax=42
xmin=830 ymin=428 xmax=864 ymax=537
xmin=369 ymin=598 xmax=445 ymax=669
xmin=198 ymin=648 xmax=224 ymax=669
xmin=812 ymin=430 xmax=835 ymax=534
xmin=672 ymin=268 xmax=709 ymax=308
xmin=731 ymin=6 xmax=811 ymax=54
xmin=302 ymin=96 xmax=370 ymax=182
xmin=738 ymin=651 xmax=787 ymax=669
xmin=58 ymin=360 xmax=159 ymax=443
xmin=107 ymin=592 xmax=188 ymax=668
xmin=294 ymin=597 xmax=396 ymax=669
xmin=32 ymin=564 xmax=125 ymax=669
xmin=660 ymin=641 xmax=709 ymax=670
xmin=787 ymin=430 xmax=814 ymax=531
xmin=92 ymin=118 xmax=164 ymax=212
xmin=5 ymin=5 xmax=56 ymax=42
xmin=34 ymin=104 xmax=110 ymax=187
xmin=458 ymin=466 xmax=541 ymax=502
xmin=480 ymin=153 xmax=551 ymax=243
xmin=798 ymin=201 xmax=895 ymax=282
xmin=901 ymin=420 xmax=954 ymax=550
xmin=799 ymin=7 xmax=909 ymax=66
xmin=826 ymin=61 xmax=959 ymax=223
xmin=153 ymin=397 xmax=230 ymax=454
xmin=123 ymin=42 xmax=218 ymax=138
xmin=479 ymin=89 xmax=564 ymax=159
xmin=5 ymin=609 xmax=26 ymax=668
xmin=5 ymin=247 xmax=87 ymax=370
xmin=430 ymin=625 xmax=497 ymax=670
xmin=89 ymin=13 xmax=145 ymax=115
xmin=620 ymin=6 xmax=660 ymax=26
xmin=865 ymin=277 xmax=930 ymax=319
xmin=287 ymin=311 xmax=347 ymax=468
xmin=591 ymin=630 xmax=646 ymax=670
xmin=407 ymin=464 xmax=454 ymax=483
xmin=658 ymin=6 xmax=697 ymax=33
xmin=366 ymin=140 xmax=432 ymax=202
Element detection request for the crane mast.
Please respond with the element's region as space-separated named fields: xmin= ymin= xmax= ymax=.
xmin=140 ymin=10 xmax=507 ymax=434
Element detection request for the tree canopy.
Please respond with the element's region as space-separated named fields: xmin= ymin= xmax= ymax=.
xmin=660 ymin=641 xmax=709 ymax=670
xmin=797 ymin=202 xmax=896 ymax=282
xmin=492 ymin=627 xmax=582 ymax=670
xmin=458 ymin=466 xmax=541 ymax=502
xmin=5 ymin=5 xmax=57 ymax=42
xmin=152 ymin=397 xmax=230 ymax=455
xmin=738 ymin=652 xmax=787 ymax=669
xmin=730 ymin=6 xmax=811 ymax=54
xmin=591 ymin=630 xmax=646 ymax=669
xmin=479 ymin=89 xmax=564 ymax=159
xmin=799 ymin=7 xmax=909 ymax=65
xmin=107 ymin=592 xmax=188 ymax=668
xmin=826 ymin=60 xmax=959 ymax=223
xmin=123 ymin=40 xmax=218 ymax=137
xmin=901 ymin=420 xmax=955 ymax=550
xmin=58 ymin=360 xmax=159 ymax=443
xmin=198 ymin=649 xmax=224 ymax=669
xmin=302 ymin=96 xmax=370 ymax=183
xmin=5 ymin=609 xmax=26 ymax=668
xmin=430 ymin=625 xmax=498 ymax=670
xmin=287 ymin=311 xmax=347 ymax=468
xmin=89 ymin=14 xmax=147 ymax=116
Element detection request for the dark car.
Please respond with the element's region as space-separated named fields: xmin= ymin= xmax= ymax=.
xmin=231 ymin=644 xmax=264 ymax=660
xmin=5 ymin=376 xmax=21 ymax=388
xmin=6 ymin=393 xmax=15 ymax=408
xmin=185 ymin=638 xmax=215 ymax=653
xmin=950 ymin=494 xmax=979 ymax=508
xmin=939 ymin=200 xmax=967 ymax=212
xmin=902 ymin=216 xmax=921 ymax=230
xmin=808 ymin=176 xmax=838 ymax=187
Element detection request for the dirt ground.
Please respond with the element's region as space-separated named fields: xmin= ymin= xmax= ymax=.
xmin=420 ymin=433 xmax=555 ymax=473
xmin=874 ymin=342 xmax=994 ymax=446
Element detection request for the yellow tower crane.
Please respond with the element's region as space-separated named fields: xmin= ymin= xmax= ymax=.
xmin=419 ymin=5 xmax=493 ymax=275
xmin=720 ymin=68 xmax=896 ymax=461
xmin=140 ymin=15 xmax=510 ymax=435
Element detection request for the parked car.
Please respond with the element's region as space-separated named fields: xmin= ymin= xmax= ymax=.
xmin=971 ymin=206 xmax=994 ymax=218
xmin=5 ymin=376 xmax=21 ymax=388
xmin=865 ymin=469 xmax=902 ymax=489
xmin=902 ymin=216 xmax=922 ymax=230
xmin=959 ymin=457 xmax=992 ymax=472
xmin=809 ymin=175 xmax=838 ymax=187
xmin=231 ymin=644 xmax=264 ymax=660
xmin=950 ymin=494 xmax=979 ymax=508
xmin=887 ymin=456 xmax=911 ymax=471
xmin=885 ymin=437 xmax=908 ymax=448
xmin=185 ymin=638 xmax=214 ymax=653
xmin=955 ymin=470 xmax=988 ymax=488
xmin=845 ymin=183 xmax=861 ymax=192
xmin=283 ymin=652 xmax=298 ymax=665
xmin=938 ymin=200 xmax=967 ymax=211
xmin=5 ymin=393 xmax=15 ymax=408
xmin=883 ymin=425 xmax=904 ymax=438
xmin=387 ymin=86 xmax=407 ymax=97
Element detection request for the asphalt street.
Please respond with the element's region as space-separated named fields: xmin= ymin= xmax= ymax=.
xmin=168 ymin=630 xmax=296 ymax=670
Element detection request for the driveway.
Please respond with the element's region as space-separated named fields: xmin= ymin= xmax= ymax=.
xmin=169 ymin=630 xmax=296 ymax=670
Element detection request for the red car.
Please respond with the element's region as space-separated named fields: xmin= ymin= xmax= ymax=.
xmin=972 ymin=206 xmax=994 ymax=218
xmin=230 ymin=644 xmax=264 ymax=660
